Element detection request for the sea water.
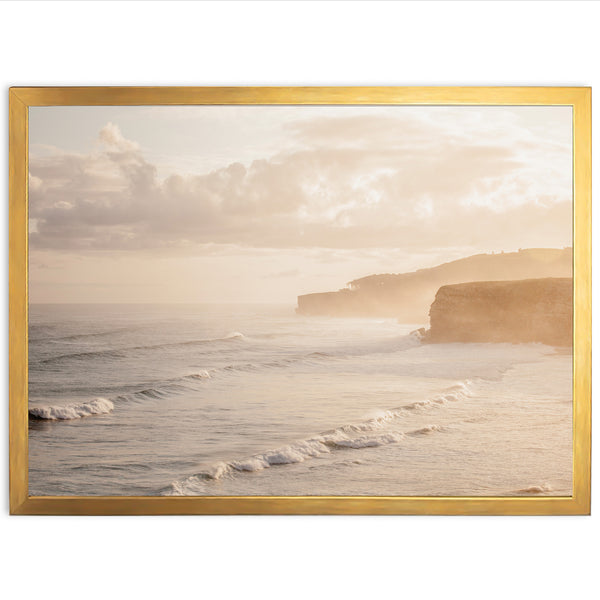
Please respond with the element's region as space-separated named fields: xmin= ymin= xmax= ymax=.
xmin=28 ymin=304 xmax=572 ymax=496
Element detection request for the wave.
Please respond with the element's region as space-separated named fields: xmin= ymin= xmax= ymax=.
xmin=29 ymin=333 xmax=447 ymax=423
xmin=184 ymin=370 xmax=212 ymax=381
xmin=115 ymin=370 xmax=212 ymax=403
xmin=514 ymin=484 xmax=553 ymax=495
xmin=224 ymin=332 xmax=245 ymax=340
xmin=163 ymin=426 xmax=432 ymax=495
xmin=36 ymin=333 xmax=247 ymax=365
xmin=162 ymin=380 xmax=472 ymax=495
xmin=213 ymin=333 xmax=421 ymax=376
xmin=29 ymin=350 xmax=471 ymax=424
xmin=30 ymin=370 xmax=212 ymax=421
xmin=35 ymin=331 xmax=416 ymax=368
xmin=29 ymin=397 xmax=114 ymax=420
xmin=30 ymin=326 xmax=141 ymax=344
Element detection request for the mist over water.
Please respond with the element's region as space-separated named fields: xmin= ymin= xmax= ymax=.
xmin=28 ymin=303 xmax=572 ymax=497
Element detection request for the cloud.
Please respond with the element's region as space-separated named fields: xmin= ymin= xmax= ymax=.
xmin=28 ymin=113 xmax=572 ymax=254
xmin=98 ymin=122 xmax=140 ymax=152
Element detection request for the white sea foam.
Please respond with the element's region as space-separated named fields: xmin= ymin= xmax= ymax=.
xmin=29 ymin=397 xmax=114 ymax=420
xmin=186 ymin=370 xmax=211 ymax=380
xmin=38 ymin=369 xmax=214 ymax=418
xmin=226 ymin=332 xmax=245 ymax=340
xmin=407 ymin=424 xmax=445 ymax=435
xmin=402 ymin=380 xmax=473 ymax=410
xmin=162 ymin=381 xmax=472 ymax=495
xmin=514 ymin=484 xmax=554 ymax=494
xmin=162 ymin=426 xmax=433 ymax=495
xmin=326 ymin=432 xmax=405 ymax=449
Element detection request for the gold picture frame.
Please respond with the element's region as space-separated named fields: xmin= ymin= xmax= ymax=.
xmin=9 ymin=86 xmax=591 ymax=515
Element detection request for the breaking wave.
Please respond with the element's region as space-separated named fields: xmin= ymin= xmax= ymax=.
xmin=162 ymin=380 xmax=472 ymax=495
xmin=29 ymin=397 xmax=114 ymax=420
xmin=29 ymin=370 xmax=212 ymax=421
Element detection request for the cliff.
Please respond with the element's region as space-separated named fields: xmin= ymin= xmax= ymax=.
xmin=423 ymin=278 xmax=572 ymax=346
xmin=296 ymin=247 xmax=572 ymax=322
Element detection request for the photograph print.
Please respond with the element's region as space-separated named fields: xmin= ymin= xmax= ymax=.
xmin=27 ymin=103 xmax=573 ymax=497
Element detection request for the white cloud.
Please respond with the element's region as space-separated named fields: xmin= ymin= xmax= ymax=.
xmin=28 ymin=111 xmax=572 ymax=255
xmin=98 ymin=122 xmax=140 ymax=152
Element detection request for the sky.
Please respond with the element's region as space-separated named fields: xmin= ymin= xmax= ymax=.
xmin=28 ymin=105 xmax=573 ymax=304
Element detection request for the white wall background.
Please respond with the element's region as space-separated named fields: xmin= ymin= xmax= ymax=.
xmin=1 ymin=2 xmax=597 ymax=598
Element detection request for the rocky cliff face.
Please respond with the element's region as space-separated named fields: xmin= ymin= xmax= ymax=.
xmin=296 ymin=248 xmax=572 ymax=321
xmin=423 ymin=278 xmax=572 ymax=346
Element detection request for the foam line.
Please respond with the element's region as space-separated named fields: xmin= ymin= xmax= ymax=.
xmin=29 ymin=397 xmax=114 ymax=420
xmin=162 ymin=380 xmax=473 ymax=495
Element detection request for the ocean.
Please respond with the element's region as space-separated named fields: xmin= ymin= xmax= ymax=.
xmin=28 ymin=303 xmax=573 ymax=497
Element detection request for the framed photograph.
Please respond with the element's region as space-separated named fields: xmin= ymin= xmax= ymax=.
xmin=9 ymin=87 xmax=591 ymax=515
